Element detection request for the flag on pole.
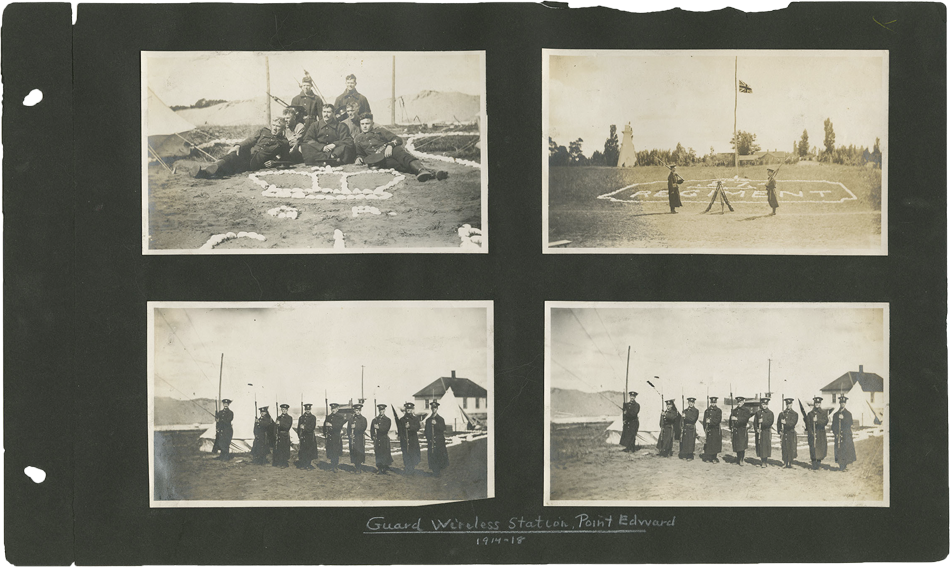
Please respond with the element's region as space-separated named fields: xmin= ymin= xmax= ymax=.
xmin=738 ymin=80 xmax=753 ymax=94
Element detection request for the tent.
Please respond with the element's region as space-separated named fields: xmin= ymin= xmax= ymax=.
xmin=199 ymin=394 xmax=299 ymax=453
xmin=845 ymin=381 xmax=884 ymax=427
xmin=147 ymin=87 xmax=198 ymax=165
xmin=436 ymin=387 xmax=477 ymax=432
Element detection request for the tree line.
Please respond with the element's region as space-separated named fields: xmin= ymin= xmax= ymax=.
xmin=550 ymin=119 xmax=882 ymax=168
xmin=169 ymin=98 xmax=229 ymax=112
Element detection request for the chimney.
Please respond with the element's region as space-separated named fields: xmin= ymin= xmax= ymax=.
xmin=451 ymin=370 xmax=456 ymax=379
xmin=859 ymin=365 xmax=864 ymax=375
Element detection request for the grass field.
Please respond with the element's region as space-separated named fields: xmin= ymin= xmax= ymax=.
xmin=549 ymin=422 xmax=885 ymax=504
xmin=154 ymin=430 xmax=489 ymax=503
xmin=547 ymin=164 xmax=883 ymax=252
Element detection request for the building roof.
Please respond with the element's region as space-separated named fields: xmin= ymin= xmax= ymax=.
xmin=820 ymin=371 xmax=884 ymax=393
xmin=413 ymin=375 xmax=487 ymax=399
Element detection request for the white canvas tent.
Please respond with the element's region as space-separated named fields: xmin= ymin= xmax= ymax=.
xmin=198 ymin=394 xmax=299 ymax=453
xmin=436 ymin=387 xmax=475 ymax=432
xmin=147 ymin=87 xmax=198 ymax=163
xmin=845 ymin=381 xmax=883 ymax=427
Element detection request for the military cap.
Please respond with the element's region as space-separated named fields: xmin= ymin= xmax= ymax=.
xmin=222 ymin=399 xmax=232 ymax=404
xmin=686 ymin=397 xmax=696 ymax=402
xmin=259 ymin=406 xmax=268 ymax=412
xmin=353 ymin=404 xmax=363 ymax=410
xmin=735 ymin=396 xmax=745 ymax=402
xmin=376 ymin=404 xmax=387 ymax=410
xmin=301 ymin=74 xmax=314 ymax=85
xmin=767 ymin=168 xmax=775 ymax=173
xmin=839 ymin=396 xmax=848 ymax=402
xmin=329 ymin=403 xmax=340 ymax=408
xmin=784 ymin=397 xmax=794 ymax=403
xmin=629 ymin=391 xmax=638 ymax=396
xmin=430 ymin=401 xmax=440 ymax=408
xmin=761 ymin=397 xmax=771 ymax=403
xmin=813 ymin=396 xmax=823 ymax=402
xmin=404 ymin=402 xmax=415 ymax=409
xmin=303 ymin=403 xmax=312 ymax=409
xmin=665 ymin=399 xmax=674 ymax=405
xmin=279 ymin=403 xmax=290 ymax=409
xmin=709 ymin=396 xmax=718 ymax=402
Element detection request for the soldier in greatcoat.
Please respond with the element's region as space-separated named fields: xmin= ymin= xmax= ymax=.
xmin=765 ymin=167 xmax=780 ymax=215
xmin=776 ymin=398 xmax=799 ymax=468
xmin=754 ymin=397 xmax=775 ymax=467
xmin=831 ymin=396 xmax=857 ymax=471
xmin=250 ymin=406 xmax=275 ymax=465
xmin=398 ymin=402 xmax=424 ymax=474
xmin=678 ymin=398 xmax=699 ymax=460
xmin=655 ymin=400 xmax=680 ymax=457
xmin=300 ymin=104 xmax=356 ymax=166
xmin=213 ymin=399 xmax=234 ymax=461
xmin=371 ymin=404 xmax=394 ymax=474
xmin=424 ymin=401 xmax=450 ymax=477
xmin=272 ymin=404 xmax=293 ymax=468
xmin=182 ymin=118 xmax=290 ymax=178
xmin=619 ymin=391 xmax=640 ymax=452
xmin=295 ymin=403 xmax=318 ymax=470
xmin=354 ymin=114 xmax=448 ymax=182
xmin=348 ymin=404 xmax=368 ymax=473
xmin=806 ymin=396 xmax=830 ymax=470
xmin=700 ymin=397 xmax=723 ymax=463
xmin=667 ymin=165 xmax=684 ymax=213
xmin=323 ymin=403 xmax=347 ymax=472
xmin=729 ymin=397 xmax=752 ymax=465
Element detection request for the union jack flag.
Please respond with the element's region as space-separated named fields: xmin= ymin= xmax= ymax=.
xmin=738 ymin=80 xmax=752 ymax=94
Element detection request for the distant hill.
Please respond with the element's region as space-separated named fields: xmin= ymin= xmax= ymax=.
xmin=154 ymin=397 xmax=216 ymax=426
xmin=551 ymin=388 xmax=623 ymax=418
xmin=173 ymin=90 xmax=480 ymax=127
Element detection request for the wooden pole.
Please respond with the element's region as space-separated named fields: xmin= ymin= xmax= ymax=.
xmin=265 ymin=56 xmax=272 ymax=126
xmin=391 ymin=56 xmax=396 ymax=126
xmin=734 ymin=56 xmax=738 ymax=179
xmin=624 ymin=346 xmax=631 ymax=404
xmin=217 ymin=353 xmax=224 ymax=411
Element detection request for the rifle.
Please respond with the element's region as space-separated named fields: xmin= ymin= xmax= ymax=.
xmin=391 ymin=404 xmax=407 ymax=448
xmin=768 ymin=160 xmax=786 ymax=180
xmin=799 ymin=399 xmax=814 ymax=441
xmin=269 ymin=93 xmax=290 ymax=108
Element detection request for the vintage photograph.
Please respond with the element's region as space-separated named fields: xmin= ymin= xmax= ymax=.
xmin=544 ymin=302 xmax=889 ymax=506
xmin=143 ymin=51 xmax=486 ymax=253
xmin=543 ymin=50 xmax=887 ymax=254
xmin=148 ymin=301 xmax=493 ymax=506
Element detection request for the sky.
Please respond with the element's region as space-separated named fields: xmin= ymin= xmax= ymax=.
xmin=549 ymin=304 xmax=886 ymax=403
xmin=146 ymin=51 xmax=483 ymax=108
xmin=547 ymin=50 xmax=887 ymax=157
xmin=152 ymin=303 xmax=490 ymax=410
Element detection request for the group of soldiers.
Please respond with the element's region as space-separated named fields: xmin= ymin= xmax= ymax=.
xmin=180 ymin=72 xmax=448 ymax=183
xmin=665 ymin=164 xmax=781 ymax=216
xmin=619 ymin=392 xmax=857 ymax=471
xmin=212 ymin=399 xmax=450 ymax=477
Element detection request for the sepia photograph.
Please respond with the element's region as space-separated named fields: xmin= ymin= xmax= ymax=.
xmin=148 ymin=301 xmax=493 ymax=506
xmin=143 ymin=51 xmax=486 ymax=253
xmin=543 ymin=50 xmax=887 ymax=254
xmin=544 ymin=302 xmax=889 ymax=506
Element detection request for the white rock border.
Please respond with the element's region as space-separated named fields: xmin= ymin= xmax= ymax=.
xmin=199 ymin=231 xmax=267 ymax=250
xmin=457 ymin=224 xmax=483 ymax=249
xmin=406 ymin=132 xmax=481 ymax=168
xmin=249 ymin=168 xmax=406 ymax=201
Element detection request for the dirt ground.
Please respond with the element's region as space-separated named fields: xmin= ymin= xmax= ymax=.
xmin=549 ymin=423 xmax=884 ymax=503
xmin=154 ymin=431 xmax=488 ymax=502
xmin=147 ymin=140 xmax=482 ymax=251
xmin=547 ymin=165 xmax=883 ymax=251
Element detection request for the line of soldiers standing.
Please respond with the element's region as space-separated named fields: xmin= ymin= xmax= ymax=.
xmin=212 ymin=398 xmax=450 ymax=476
xmin=184 ymin=73 xmax=447 ymax=183
xmin=619 ymin=392 xmax=857 ymax=471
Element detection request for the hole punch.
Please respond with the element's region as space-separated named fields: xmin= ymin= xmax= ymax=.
xmin=24 ymin=466 xmax=46 ymax=483
xmin=22 ymin=89 xmax=43 ymax=107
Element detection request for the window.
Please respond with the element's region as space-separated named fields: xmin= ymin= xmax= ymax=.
xmin=832 ymin=393 xmax=836 ymax=403
xmin=869 ymin=392 xmax=875 ymax=403
xmin=475 ymin=397 xmax=480 ymax=409
xmin=462 ymin=397 xmax=468 ymax=409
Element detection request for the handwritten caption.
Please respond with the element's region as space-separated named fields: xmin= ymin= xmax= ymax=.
xmin=365 ymin=514 xmax=675 ymax=543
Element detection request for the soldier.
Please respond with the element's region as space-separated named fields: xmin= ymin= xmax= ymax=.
xmin=250 ymin=406 xmax=275 ymax=465
xmin=776 ymin=397 xmax=798 ymax=468
xmin=805 ymin=396 xmax=830 ymax=470
xmin=291 ymin=72 xmax=323 ymax=125
xmin=348 ymin=404 xmax=368 ymax=473
xmin=425 ymin=401 xmax=449 ymax=477
xmin=700 ymin=397 xmax=723 ymax=463
xmin=272 ymin=404 xmax=293 ymax=468
xmin=667 ymin=164 xmax=684 ymax=214
xmin=341 ymin=101 xmax=361 ymax=139
xmin=399 ymin=402 xmax=424 ymax=474
xmin=333 ymin=74 xmax=371 ymax=119
xmin=354 ymin=113 xmax=448 ymax=182
xmin=765 ymin=167 xmax=779 ymax=215
xmin=678 ymin=398 xmax=699 ymax=460
xmin=371 ymin=404 xmax=394 ymax=474
xmin=295 ymin=403 xmax=318 ymax=470
xmin=300 ymin=103 xmax=356 ymax=166
xmin=619 ymin=391 xmax=640 ymax=452
xmin=282 ymin=106 xmax=307 ymax=164
xmin=213 ymin=399 xmax=234 ymax=461
xmin=655 ymin=399 xmax=680 ymax=457
xmin=729 ymin=397 xmax=752 ymax=465
xmin=831 ymin=396 xmax=857 ymax=472
xmin=323 ymin=403 xmax=346 ymax=472
xmin=181 ymin=117 xmax=290 ymax=178
xmin=754 ymin=397 xmax=774 ymax=467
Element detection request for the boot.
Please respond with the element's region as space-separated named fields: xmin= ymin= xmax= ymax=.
xmin=436 ymin=170 xmax=449 ymax=181
xmin=409 ymin=160 xmax=434 ymax=182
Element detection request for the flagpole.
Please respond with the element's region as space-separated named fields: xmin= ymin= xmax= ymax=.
xmin=734 ymin=56 xmax=738 ymax=179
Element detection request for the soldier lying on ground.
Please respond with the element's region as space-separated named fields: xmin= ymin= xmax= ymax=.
xmin=179 ymin=117 xmax=291 ymax=178
xmin=353 ymin=113 xmax=448 ymax=182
